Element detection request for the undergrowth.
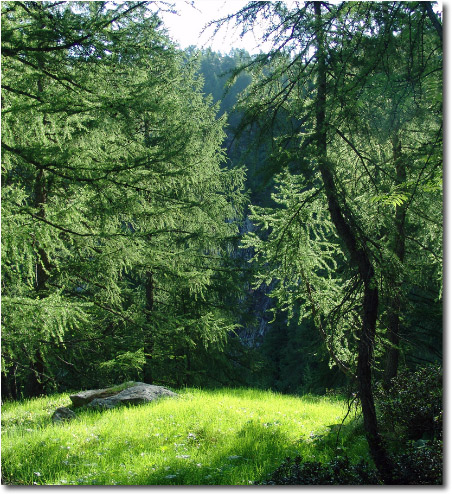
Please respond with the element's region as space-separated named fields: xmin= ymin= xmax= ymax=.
xmin=1 ymin=387 xmax=369 ymax=485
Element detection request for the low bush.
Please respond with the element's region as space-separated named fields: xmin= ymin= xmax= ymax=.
xmin=256 ymin=455 xmax=380 ymax=485
xmin=375 ymin=364 xmax=442 ymax=441
xmin=392 ymin=439 xmax=442 ymax=485
xmin=257 ymin=442 xmax=443 ymax=486
xmin=257 ymin=363 xmax=444 ymax=486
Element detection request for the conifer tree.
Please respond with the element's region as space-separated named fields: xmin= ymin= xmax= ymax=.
xmin=222 ymin=0 xmax=441 ymax=480
xmin=2 ymin=1 xmax=246 ymax=396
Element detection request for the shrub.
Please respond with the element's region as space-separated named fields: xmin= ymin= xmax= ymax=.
xmin=375 ymin=364 xmax=442 ymax=441
xmin=256 ymin=456 xmax=380 ymax=485
xmin=256 ymin=444 xmax=443 ymax=486
xmin=392 ymin=439 xmax=442 ymax=485
xmin=373 ymin=364 xmax=443 ymax=485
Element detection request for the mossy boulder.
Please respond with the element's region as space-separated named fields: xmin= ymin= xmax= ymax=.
xmin=70 ymin=382 xmax=177 ymax=409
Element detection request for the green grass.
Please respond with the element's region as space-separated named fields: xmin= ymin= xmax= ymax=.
xmin=1 ymin=387 xmax=370 ymax=485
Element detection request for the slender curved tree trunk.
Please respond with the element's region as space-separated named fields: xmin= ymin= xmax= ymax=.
xmin=423 ymin=2 xmax=442 ymax=42
xmin=313 ymin=2 xmax=394 ymax=482
xmin=29 ymin=168 xmax=50 ymax=396
xmin=34 ymin=169 xmax=52 ymax=293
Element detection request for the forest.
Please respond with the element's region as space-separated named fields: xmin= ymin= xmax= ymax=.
xmin=1 ymin=0 xmax=442 ymax=485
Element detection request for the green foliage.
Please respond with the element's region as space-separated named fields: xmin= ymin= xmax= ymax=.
xmin=391 ymin=439 xmax=442 ymax=485
xmin=257 ymin=455 xmax=380 ymax=485
xmin=218 ymin=3 xmax=442 ymax=479
xmin=98 ymin=351 xmax=146 ymax=384
xmin=256 ymin=440 xmax=443 ymax=485
xmin=242 ymin=170 xmax=356 ymax=374
xmin=1 ymin=8 xmax=443 ymax=478
xmin=375 ymin=365 xmax=442 ymax=441
xmin=226 ymin=0 xmax=442 ymax=390
xmin=257 ymin=311 xmax=347 ymax=394
xmin=1 ymin=1 xmax=247 ymax=396
xmin=257 ymin=363 xmax=445 ymax=485
xmin=372 ymin=365 xmax=443 ymax=485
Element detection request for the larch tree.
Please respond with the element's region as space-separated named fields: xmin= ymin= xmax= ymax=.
xmin=219 ymin=0 xmax=441 ymax=481
xmin=2 ymin=1 xmax=246 ymax=396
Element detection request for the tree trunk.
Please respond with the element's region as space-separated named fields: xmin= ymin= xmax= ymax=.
xmin=384 ymin=307 xmax=400 ymax=389
xmin=383 ymin=135 xmax=406 ymax=389
xmin=313 ymin=2 xmax=394 ymax=482
xmin=423 ymin=2 xmax=442 ymax=42
xmin=143 ymin=270 xmax=155 ymax=383
xmin=34 ymin=169 xmax=52 ymax=293
xmin=28 ymin=55 xmax=53 ymax=395
xmin=31 ymin=167 xmax=50 ymax=395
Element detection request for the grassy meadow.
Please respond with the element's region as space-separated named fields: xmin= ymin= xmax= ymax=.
xmin=1 ymin=388 xmax=370 ymax=485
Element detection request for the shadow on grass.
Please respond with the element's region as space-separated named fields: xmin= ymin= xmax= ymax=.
xmin=86 ymin=418 xmax=294 ymax=485
xmin=2 ymin=392 xmax=368 ymax=486
xmin=86 ymin=417 xmax=368 ymax=485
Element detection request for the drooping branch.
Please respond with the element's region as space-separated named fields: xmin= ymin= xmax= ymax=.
xmin=304 ymin=277 xmax=356 ymax=378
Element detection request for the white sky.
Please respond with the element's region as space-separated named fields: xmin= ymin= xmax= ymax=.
xmin=160 ymin=0 xmax=444 ymax=54
xmin=160 ymin=1 xmax=444 ymax=55
xmin=159 ymin=0 xmax=271 ymax=54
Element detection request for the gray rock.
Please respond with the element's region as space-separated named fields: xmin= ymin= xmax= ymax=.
xmin=70 ymin=381 xmax=140 ymax=407
xmin=87 ymin=383 xmax=177 ymax=409
xmin=52 ymin=407 xmax=76 ymax=423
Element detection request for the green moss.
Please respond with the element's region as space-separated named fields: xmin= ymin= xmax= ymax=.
xmin=105 ymin=381 xmax=139 ymax=394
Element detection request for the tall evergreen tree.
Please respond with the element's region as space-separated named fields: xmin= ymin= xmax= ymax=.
xmin=2 ymin=1 xmax=246 ymax=396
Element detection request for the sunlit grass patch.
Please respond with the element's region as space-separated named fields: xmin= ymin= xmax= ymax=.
xmin=1 ymin=387 xmax=369 ymax=485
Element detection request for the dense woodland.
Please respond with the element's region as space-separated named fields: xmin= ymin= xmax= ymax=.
xmin=1 ymin=1 xmax=442 ymax=484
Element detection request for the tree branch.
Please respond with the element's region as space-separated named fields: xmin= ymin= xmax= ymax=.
xmin=3 ymin=2 xmax=148 ymax=56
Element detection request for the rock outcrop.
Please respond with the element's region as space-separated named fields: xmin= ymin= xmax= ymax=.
xmin=70 ymin=382 xmax=177 ymax=409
